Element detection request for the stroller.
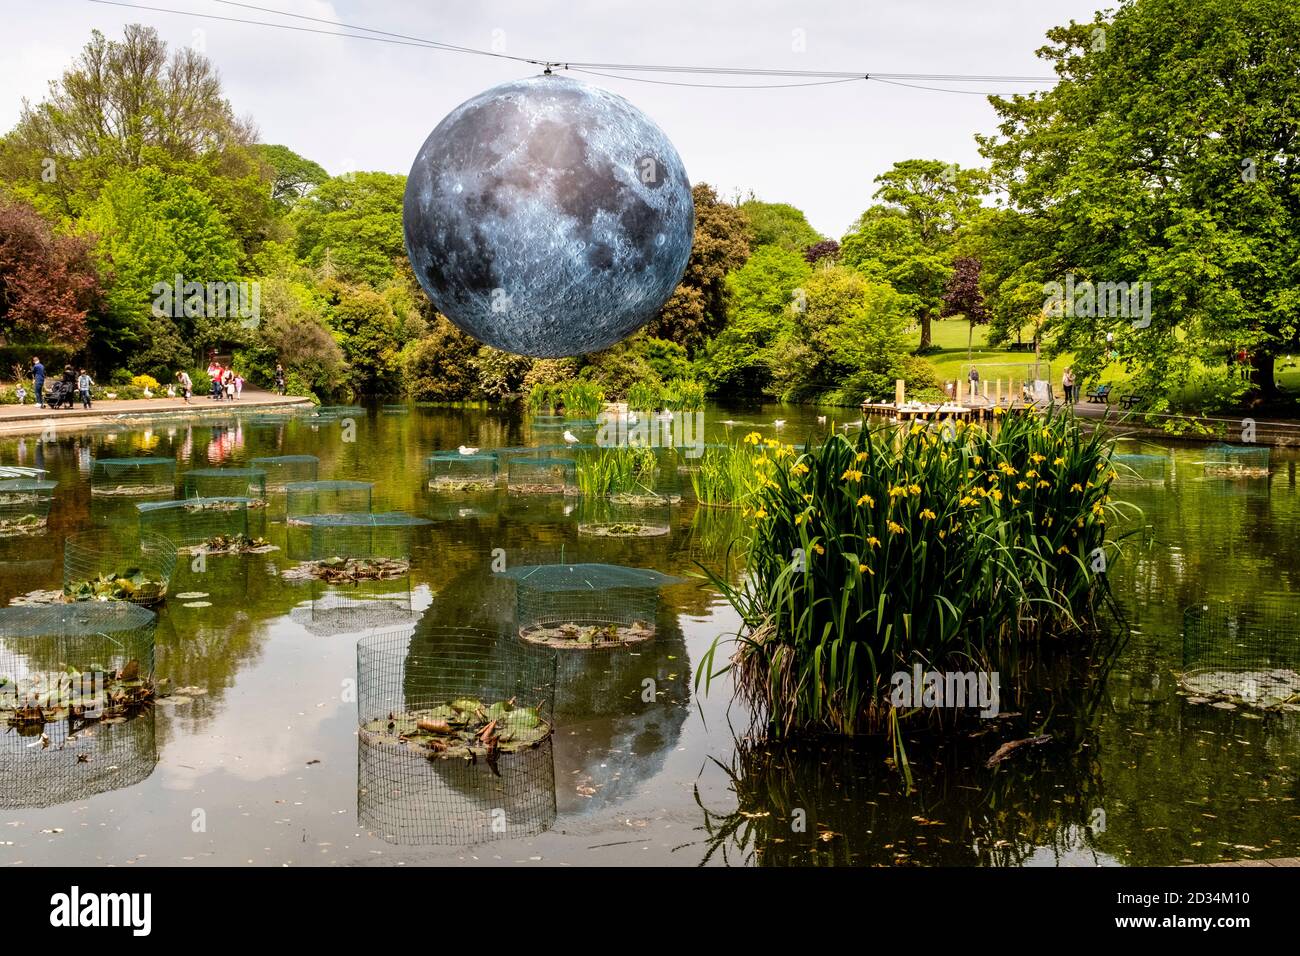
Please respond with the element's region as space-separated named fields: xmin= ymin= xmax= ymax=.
xmin=46 ymin=380 xmax=77 ymax=409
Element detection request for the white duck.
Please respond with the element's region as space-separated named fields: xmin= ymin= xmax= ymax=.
xmin=142 ymin=386 xmax=153 ymax=399
xmin=773 ymin=419 xmax=786 ymax=428
xmin=816 ymin=415 xmax=826 ymax=424
xmin=458 ymin=444 xmax=479 ymax=455
xmin=562 ymin=430 xmax=580 ymax=445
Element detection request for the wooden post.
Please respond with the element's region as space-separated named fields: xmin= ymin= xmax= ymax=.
xmin=895 ymin=379 xmax=905 ymax=407
xmin=955 ymin=379 xmax=964 ymax=403
xmin=995 ymin=379 xmax=1002 ymax=404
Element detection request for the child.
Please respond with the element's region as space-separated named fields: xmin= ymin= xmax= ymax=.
xmin=14 ymin=384 xmax=26 ymax=405
xmin=234 ymin=374 xmax=244 ymax=399
xmin=77 ymin=369 xmax=93 ymax=409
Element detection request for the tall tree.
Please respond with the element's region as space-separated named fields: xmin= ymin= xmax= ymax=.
xmin=256 ymin=144 xmax=329 ymax=205
xmin=0 ymin=198 xmax=101 ymax=348
xmin=980 ymin=0 xmax=1300 ymax=402
xmin=842 ymin=160 xmax=987 ymax=350
xmin=941 ymin=256 xmax=991 ymax=359
xmin=739 ymin=198 xmax=825 ymax=252
xmin=645 ymin=183 xmax=750 ymax=354
xmin=290 ymin=172 xmax=407 ymax=286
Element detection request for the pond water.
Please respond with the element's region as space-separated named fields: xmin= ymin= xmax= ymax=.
xmin=1 ymin=404 xmax=1298 ymax=866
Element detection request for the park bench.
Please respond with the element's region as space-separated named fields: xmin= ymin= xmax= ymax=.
xmin=1085 ymin=384 xmax=1112 ymax=404
xmin=1118 ymin=391 xmax=1147 ymax=410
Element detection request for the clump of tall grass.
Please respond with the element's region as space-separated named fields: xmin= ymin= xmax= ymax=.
xmin=626 ymin=382 xmax=661 ymax=412
xmin=575 ymin=446 xmax=659 ymax=498
xmin=689 ymin=444 xmax=764 ymax=508
xmin=560 ymin=381 xmax=605 ymax=419
xmin=662 ymin=378 xmax=705 ymax=411
xmin=526 ymin=383 xmax=560 ymax=414
xmin=698 ymin=410 xmax=1134 ymax=740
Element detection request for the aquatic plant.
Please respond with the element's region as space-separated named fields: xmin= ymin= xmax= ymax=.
xmin=559 ymin=380 xmax=606 ymax=418
xmin=688 ymin=444 xmax=763 ymax=509
xmin=698 ymin=410 xmax=1135 ymax=740
xmin=661 ymin=378 xmax=706 ymax=411
xmin=625 ymin=381 xmax=661 ymax=412
xmin=574 ymin=445 xmax=659 ymax=498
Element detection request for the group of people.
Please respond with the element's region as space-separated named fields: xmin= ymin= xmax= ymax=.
xmin=24 ymin=358 xmax=93 ymax=409
xmin=18 ymin=354 xmax=288 ymax=411
xmin=204 ymin=357 xmax=245 ymax=401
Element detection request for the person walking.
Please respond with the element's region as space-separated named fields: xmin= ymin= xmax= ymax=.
xmin=233 ymin=373 xmax=244 ymax=400
xmin=61 ymin=365 xmax=76 ymax=409
xmin=274 ymin=362 xmax=286 ymax=395
xmin=176 ymin=370 xmax=193 ymax=404
xmin=77 ymin=369 xmax=93 ymax=409
xmin=1061 ymin=367 xmax=1074 ymax=405
xmin=967 ymin=365 xmax=980 ymax=401
xmin=222 ymin=367 xmax=235 ymax=400
xmin=31 ymin=357 xmax=45 ymax=408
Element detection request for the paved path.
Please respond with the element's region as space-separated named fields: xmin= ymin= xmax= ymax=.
xmin=0 ymin=388 xmax=312 ymax=435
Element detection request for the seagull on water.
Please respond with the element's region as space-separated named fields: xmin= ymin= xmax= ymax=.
xmin=458 ymin=444 xmax=479 ymax=455
xmin=563 ymin=430 xmax=579 ymax=444
xmin=773 ymin=419 xmax=786 ymax=428
xmin=816 ymin=415 xmax=826 ymax=424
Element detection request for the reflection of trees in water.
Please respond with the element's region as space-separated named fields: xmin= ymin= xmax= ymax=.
xmin=357 ymin=735 xmax=556 ymax=846
xmin=692 ymin=643 xmax=1119 ymax=866
xmin=357 ymin=626 xmax=558 ymax=846
xmin=0 ymin=707 xmax=157 ymax=810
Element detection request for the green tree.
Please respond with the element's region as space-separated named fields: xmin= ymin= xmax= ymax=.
xmin=256 ymin=144 xmax=329 ymax=205
xmin=82 ymin=165 xmax=241 ymax=368
xmin=979 ymin=0 xmax=1300 ymax=402
xmin=326 ymin=283 xmax=404 ymax=395
xmin=645 ymin=183 xmax=750 ymax=353
xmin=841 ymin=160 xmax=987 ymax=350
xmin=698 ymin=245 xmax=811 ymax=395
xmin=290 ymin=172 xmax=406 ymax=286
xmin=739 ymin=198 xmax=825 ymax=252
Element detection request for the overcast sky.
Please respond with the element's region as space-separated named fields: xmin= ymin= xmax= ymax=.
xmin=5 ymin=0 xmax=1102 ymax=238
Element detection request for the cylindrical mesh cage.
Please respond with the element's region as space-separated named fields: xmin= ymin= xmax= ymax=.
xmin=284 ymin=480 xmax=374 ymax=521
xmin=181 ymin=467 xmax=267 ymax=502
xmin=1110 ymin=452 xmax=1171 ymax=483
xmin=137 ymin=497 xmax=252 ymax=548
xmin=574 ymin=445 xmax=682 ymax=504
xmin=530 ymin=415 xmax=567 ymax=431
xmin=63 ymin=531 xmax=178 ymax=606
xmin=673 ymin=443 xmax=734 ymax=474
xmin=381 ymin=404 xmax=410 ymax=415
xmin=90 ymin=457 xmax=176 ymax=497
xmin=507 ymin=457 xmax=577 ymax=496
xmin=287 ymin=512 xmax=431 ymax=562
xmin=426 ymin=453 xmax=499 ymax=492
xmin=356 ymin=627 xmax=557 ymax=844
xmin=576 ymin=497 xmax=673 ymax=538
xmin=0 ymin=479 xmax=57 ymax=536
xmin=503 ymin=563 xmax=682 ymax=649
xmin=251 ymin=454 xmax=320 ymax=488
xmin=1204 ymin=443 xmax=1270 ymax=477
xmin=0 ymin=707 xmax=157 ymax=810
xmin=1180 ymin=600 xmax=1300 ymax=709
xmin=0 ymin=603 xmax=157 ymax=738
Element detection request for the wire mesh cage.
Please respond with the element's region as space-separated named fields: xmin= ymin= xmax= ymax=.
xmin=0 ymin=602 xmax=157 ymax=738
xmin=502 ymin=563 xmax=682 ymax=649
xmin=0 ymin=707 xmax=157 ymax=810
xmin=576 ymin=497 xmax=673 ymax=538
xmin=356 ymin=627 xmax=557 ymax=844
xmin=1110 ymin=452 xmax=1171 ymax=483
xmin=0 ymin=479 xmax=57 ymax=536
xmin=284 ymin=480 xmax=374 ymax=521
xmin=250 ymin=454 xmax=320 ymax=488
xmin=181 ymin=467 xmax=268 ymax=503
xmin=573 ymin=445 xmax=682 ymax=504
xmin=137 ymin=497 xmax=252 ymax=548
xmin=381 ymin=403 xmax=410 ymax=414
xmin=286 ymin=511 xmax=432 ymax=562
xmin=507 ymin=457 xmax=578 ymax=496
xmin=1180 ymin=600 xmax=1300 ymax=710
xmin=63 ymin=531 xmax=178 ymax=606
xmin=289 ymin=576 xmax=417 ymax=636
xmin=426 ymin=453 xmax=499 ymax=492
xmin=1204 ymin=443 xmax=1271 ymax=477
xmin=90 ymin=457 xmax=176 ymax=497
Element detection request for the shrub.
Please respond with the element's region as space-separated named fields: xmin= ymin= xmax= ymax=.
xmin=130 ymin=374 xmax=161 ymax=392
xmin=700 ymin=411 xmax=1133 ymax=740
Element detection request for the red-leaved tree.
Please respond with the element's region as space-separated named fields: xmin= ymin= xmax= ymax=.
xmin=0 ymin=199 xmax=100 ymax=348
